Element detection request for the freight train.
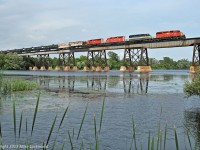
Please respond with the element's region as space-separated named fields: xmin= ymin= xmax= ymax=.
xmin=58 ymin=30 xmax=186 ymax=49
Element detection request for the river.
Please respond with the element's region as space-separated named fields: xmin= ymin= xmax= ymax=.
xmin=0 ymin=70 xmax=199 ymax=150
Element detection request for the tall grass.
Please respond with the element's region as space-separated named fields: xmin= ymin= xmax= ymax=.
xmin=46 ymin=114 xmax=57 ymax=147
xmin=174 ymin=126 xmax=179 ymax=150
xmin=13 ymin=99 xmax=16 ymax=139
xmin=3 ymin=79 xmax=38 ymax=94
xmin=77 ymin=103 xmax=88 ymax=140
xmin=0 ymin=72 xmax=38 ymax=94
xmin=31 ymin=92 xmax=40 ymax=136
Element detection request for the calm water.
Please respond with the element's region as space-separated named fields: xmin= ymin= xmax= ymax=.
xmin=0 ymin=70 xmax=200 ymax=150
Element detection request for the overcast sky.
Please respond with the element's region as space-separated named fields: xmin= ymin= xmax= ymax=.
xmin=0 ymin=0 xmax=199 ymax=60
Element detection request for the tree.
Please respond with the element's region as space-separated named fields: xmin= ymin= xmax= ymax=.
xmin=0 ymin=54 xmax=5 ymax=69
xmin=108 ymin=51 xmax=119 ymax=62
xmin=76 ymin=55 xmax=88 ymax=69
xmin=176 ymin=59 xmax=191 ymax=69
xmin=3 ymin=53 xmax=25 ymax=70
xmin=107 ymin=52 xmax=121 ymax=69
xmin=159 ymin=57 xmax=177 ymax=69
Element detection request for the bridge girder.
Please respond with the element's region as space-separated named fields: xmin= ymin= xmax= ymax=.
xmin=86 ymin=50 xmax=107 ymax=67
xmin=123 ymin=48 xmax=149 ymax=67
xmin=192 ymin=44 xmax=200 ymax=66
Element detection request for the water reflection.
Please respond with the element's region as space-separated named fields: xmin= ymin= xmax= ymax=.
xmin=36 ymin=74 xmax=150 ymax=95
xmin=123 ymin=74 xmax=149 ymax=94
xmin=184 ymin=109 xmax=200 ymax=148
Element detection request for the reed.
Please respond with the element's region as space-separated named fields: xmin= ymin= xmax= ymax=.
xmin=31 ymin=92 xmax=40 ymax=136
xmin=151 ymin=136 xmax=154 ymax=150
xmin=26 ymin=117 xmax=28 ymax=135
xmin=186 ymin=130 xmax=192 ymax=150
xmin=3 ymin=79 xmax=38 ymax=94
xmin=148 ymin=131 xmax=151 ymax=150
xmin=61 ymin=141 xmax=65 ymax=150
xmin=131 ymin=115 xmax=137 ymax=150
xmin=80 ymin=139 xmax=84 ymax=150
xmin=0 ymin=121 xmax=2 ymax=147
xmin=68 ymin=130 xmax=73 ymax=150
xmin=77 ymin=103 xmax=88 ymax=140
xmin=164 ymin=124 xmax=167 ymax=150
xmin=94 ymin=114 xmax=99 ymax=150
xmin=174 ymin=126 xmax=179 ymax=150
xmin=13 ymin=99 xmax=16 ymax=139
xmin=59 ymin=105 xmax=69 ymax=130
xmin=46 ymin=113 xmax=57 ymax=147
xmin=156 ymin=124 xmax=161 ymax=150
xmin=18 ymin=111 xmax=23 ymax=138
xmin=99 ymin=97 xmax=105 ymax=134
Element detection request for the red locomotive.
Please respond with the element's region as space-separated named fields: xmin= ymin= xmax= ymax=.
xmin=86 ymin=38 xmax=104 ymax=45
xmin=156 ymin=30 xmax=186 ymax=39
xmin=106 ymin=36 xmax=125 ymax=43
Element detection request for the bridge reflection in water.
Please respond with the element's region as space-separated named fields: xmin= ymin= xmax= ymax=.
xmin=36 ymin=74 xmax=150 ymax=95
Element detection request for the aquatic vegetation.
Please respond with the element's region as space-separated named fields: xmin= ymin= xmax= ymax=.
xmin=184 ymin=72 xmax=200 ymax=97
xmin=0 ymin=72 xmax=37 ymax=94
xmin=2 ymin=79 xmax=38 ymax=94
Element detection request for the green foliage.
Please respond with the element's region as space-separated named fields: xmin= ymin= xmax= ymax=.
xmin=2 ymin=79 xmax=38 ymax=94
xmin=76 ymin=55 xmax=87 ymax=69
xmin=184 ymin=72 xmax=200 ymax=97
xmin=0 ymin=53 xmax=25 ymax=70
xmin=150 ymin=57 xmax=191 ymax=70
xmin=107 ymin=51 xmax=121 ymax=69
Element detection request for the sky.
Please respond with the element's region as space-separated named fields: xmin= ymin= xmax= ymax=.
xmin=0 ymin=0 xmax=199 ymax=61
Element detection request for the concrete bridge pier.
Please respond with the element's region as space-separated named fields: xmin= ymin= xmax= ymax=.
xmin=33 ymin=66 xmax=38 ymax=71
xmin=120 ymin=49 xmax=134 ymax=72
xmin=38 ymin=54 xmax=50 ymax=71
xmin=40 ymin=66 xmax=46 ymax=71
xmin=64 ymin=66 xmax=71 ymax=71
xmin=73 ymin=66 xmax=78 ymax=71
xmin=83 ymin=66 xmax=90 ymax=71
xmin=190 ymin=44 xmax=200 ymax=73
xmin=48 ymin=66 xmax=53 ymax=71
xmin=55 ymin=53 xmax=66 ymax=71
xmin=96 ymin=66 xmax=102 ymax=72
xmin=60 ymin=52 xmax=77 ymax=71
xmin=121 ymin=48 xmax=151 ymax=72
xmin=104 ymin=66 xmax=110 ymax=72
xmin=55 ymin=66 xmax=61 ymax=71
xmin=84 ymin=50 xmax=109 ymax=72
xmin=120 ymin=65 xmax=127 ymax=72
xmin=137 ymin=66 xmax=152 ymax=72
xmin=91 ymin=66 xmax=96 ymax=71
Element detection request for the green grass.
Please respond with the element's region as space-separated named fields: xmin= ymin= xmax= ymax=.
xmin=0 ymin=72 xmax=38 ymax=94
xmin=3 ymin=79 xmax=38 ymax=94
xmin=184 ymin=72 xmax=200 ymax=97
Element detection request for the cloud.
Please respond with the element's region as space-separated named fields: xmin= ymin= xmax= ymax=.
xmin=0 ymin=0 xmax=199 ymax=60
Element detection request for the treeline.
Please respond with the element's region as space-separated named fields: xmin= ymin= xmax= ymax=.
xmin=0 ymin=52 xmax=192 ymax=70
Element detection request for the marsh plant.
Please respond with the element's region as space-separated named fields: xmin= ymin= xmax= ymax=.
xmin=0 ymin=93 xmax=197 ymax=150
xmin=0 ymin=72 xmax=38 ymax=94
xmin=2 ymin=79 xmax=38 ymax=94
xmin=184 ymin=72 xmax=200 ymax=97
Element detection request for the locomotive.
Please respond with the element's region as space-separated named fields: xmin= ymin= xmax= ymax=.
xmin=58 ymin=30 xmax=186 ymax=49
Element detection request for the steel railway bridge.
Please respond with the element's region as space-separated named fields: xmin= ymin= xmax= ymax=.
xmin=1 ymin=37 xmax=200 ymax=72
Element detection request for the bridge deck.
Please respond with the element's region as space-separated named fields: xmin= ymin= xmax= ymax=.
xmin=1 ymin=37 xmax=200 ymax=56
